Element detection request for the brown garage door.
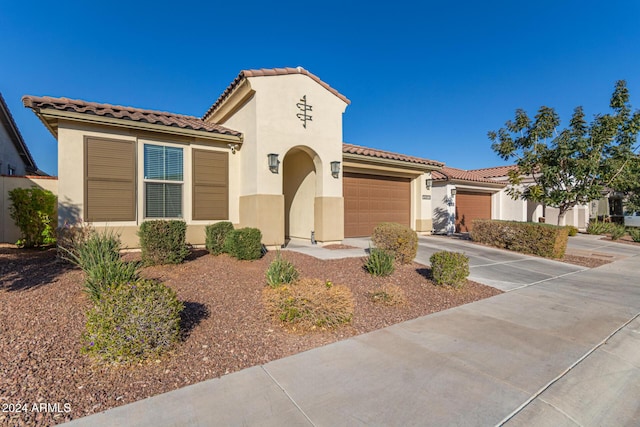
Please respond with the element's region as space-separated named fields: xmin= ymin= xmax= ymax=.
xmin=455 ymin=191 xmax=491 ymax=232
xmin=344 ymin=172 xmax=411 ymax=237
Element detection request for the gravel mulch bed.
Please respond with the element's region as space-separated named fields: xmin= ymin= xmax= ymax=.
xmin=0 ymin=246 xmax=500 ymax=426
xmin=322 ymin=244 xmax=360 ymax=250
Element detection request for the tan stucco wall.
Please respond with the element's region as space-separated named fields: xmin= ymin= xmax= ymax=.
xmin=314 ymin=196 xmax=344 ymax=242
xmin=55 ymin=121 xmax=240 ymax=248
xmin=1 ymin=176 xmax=58 ymax=243
xmin=415 ymin=219 xmax=433 ymax=233
xmin=239 ymin=194 xmax=285 ymax=246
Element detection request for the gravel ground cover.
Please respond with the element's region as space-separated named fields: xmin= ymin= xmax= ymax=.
xmin=1 ymin=245 xmax=500 ymax=426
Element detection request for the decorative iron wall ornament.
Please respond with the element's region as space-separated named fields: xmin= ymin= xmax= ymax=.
xmin=296 ymin=95 xmax=312 ymax=128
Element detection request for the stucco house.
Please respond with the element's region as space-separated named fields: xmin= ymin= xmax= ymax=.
xmin=23 ymin=67 xmax=443 ymax=248
xmin=1 ymin=92 xmax=39 ymax=176
xmin=431 ymin=165 xmax=589 ymax=233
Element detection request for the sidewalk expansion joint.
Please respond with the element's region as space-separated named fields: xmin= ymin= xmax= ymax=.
xmin=502 ymin=269 xmax=585 ymax=292
xmin=495 ymin=311 xmax=640 ymax=426
xmin=261 ymin=366 xmax=316 ymax=427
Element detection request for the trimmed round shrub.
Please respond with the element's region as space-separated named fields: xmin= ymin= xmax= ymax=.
xmin=430 ymin=251 xmax=469 ymax=289
xmin=363 ymin=247 xmax=395 ymax=277
xmin=263 ymin=278 xmax=354 ymax=331
xmin=224 ymin=227 xmax=263 ymax=260
xmin=205 ymin=221 xmax=234 ymax=255
xmin=266 ymin=251 xmax=299 ymax=288
xmin=83 ymin=280 xmax=184 ymax=363
xmin=566 ymin=226 xmax=578 ymax=237
xmin=138 ymin=220 xmax=190 ymax=265
xmin=371 ymin=222 xmax=418 ymax=264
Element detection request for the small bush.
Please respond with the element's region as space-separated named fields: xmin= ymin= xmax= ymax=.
xmin=8 ymin=187 xmax=57 ymax=248
xmin=368 ymin=284 xmax=406 ymax=306
xmin=566 ymin=226 xmax=578 ymax=237
xmin=266 ymin=251 xmax=299 ymax=288
xmin=371 ymin=222 xmax=418 ymax=264
xmin=263 ymin=278 xmax=354 ymax=331
xmin=628 ymin=227 xmax=640 ymax=242
xmin=205 ymin=222 xmax=234 ymax=255
xmin=83 ymin=280 xmax=184 ymax=363
xmin=430 ymin=251 xmax=469 ymax=289
xmin=610 ymin=224 xmax=626 ymax=240
xmin=224 ymin=227 xmax=263 ymax=260
xmin=586 ymin=220 xmax=615 ymax=235
xmin=60 ymin=229 xmax=140 ymax=302
xmin=138 ymin=220 xmax=189 ymax=265
xmin=363 ymin=247 xmax=395 ymax=277
xmin=472 ymin=220 xmax=569 ymax=259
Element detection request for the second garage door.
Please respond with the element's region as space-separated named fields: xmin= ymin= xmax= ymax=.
xmin=455 ymin=191 xmax=491 ymax=232
xmin=343 ymin=172 xmax=411 ymax=237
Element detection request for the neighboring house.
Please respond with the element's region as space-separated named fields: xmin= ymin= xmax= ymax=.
xmin=23 ymin=67 xmax=443 ymax=248
xmin=432 ymin=165 xmax=589 ymax=233
xmin=0 ymin=92 xmax=39 ymax=176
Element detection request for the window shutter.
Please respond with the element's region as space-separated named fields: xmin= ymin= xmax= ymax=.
xmin=192 ymin=149 xmax=228 ymax=220
xmin=85 ymin=138 xmax=136 ymax=221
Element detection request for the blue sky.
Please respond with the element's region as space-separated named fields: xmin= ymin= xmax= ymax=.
xmin=1 ymin=1 xmax=639 ymax=176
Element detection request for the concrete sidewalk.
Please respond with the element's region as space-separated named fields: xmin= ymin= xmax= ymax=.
xmin=64 ymin=236 xmax=640 ymax=426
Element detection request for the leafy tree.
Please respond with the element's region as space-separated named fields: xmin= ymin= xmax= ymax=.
xmin=489 ymin=81 xmax=640 ymax=225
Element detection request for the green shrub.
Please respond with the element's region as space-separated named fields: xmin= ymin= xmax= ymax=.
xmin=83 ymin=280 xmax=184 ymax=363
xmin=224 ymin=227 xmax=263 ymax=260
xmin=138 ymin=220 xmax=189 ymax=265
xmin=586 ymin=220 xmax=615 ymax=235
xmin=205 ymin=221 xmax=234 ymax=255
xmin=60 ymin=229 xmax=140 ymax=302
xmin=430 ymin=251 xmax=469 ymax=288
xmin=628 ymin=227 xmax=640 ymax=242
xmin=471 ymin=220 xmax=569 ymax=259
xmin=8 ymin=187 xmax=57 ymax=248
xmin=266 ymin=251 xmax=299 ymax=288
xmin=262 ymin=278 xmax=354 ymax=331
xmin=363 ymin=247 xmax=395 ymax=277
xmin=566 ymin=226 xmax=578 ymax=237
xmin=610 ymin=224 xmax=626 ymax=240
xmin=371 ymin=222 xmax=418 ymax=264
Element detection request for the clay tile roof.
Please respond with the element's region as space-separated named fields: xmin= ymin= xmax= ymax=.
xmin=469 ymin=165 xmax=518 ymax=179
xmin=22 ymin=95 xmax=241 ymax=137
xmin=432 ymin=166 xmax=505 ymax=185
xmin=203 ymin=67 xmax=350 ymax=120
xmin=342 ymin=143 xmax=443 ymax=167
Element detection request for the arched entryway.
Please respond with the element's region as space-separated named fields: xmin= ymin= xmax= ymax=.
xmin=283 ymin=147 xmax=317 ymax=241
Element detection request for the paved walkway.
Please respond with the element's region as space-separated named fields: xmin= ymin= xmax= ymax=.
xmin=64 ymin=235 xmax=640 ymax=426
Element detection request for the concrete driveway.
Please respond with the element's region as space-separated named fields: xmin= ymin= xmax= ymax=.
xmin=64 ymin=235 xmax=640 ymax=427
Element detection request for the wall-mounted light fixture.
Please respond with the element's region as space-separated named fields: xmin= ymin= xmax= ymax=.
xmin=330 ymin=161 xmax=341 ymax=178
xmin=425 ymin=178 xmax=433 ymax=189
xmin=268 ymin=153 xmax=280 ymax=173
xmin=227 ymin=143 xmax=239 ymax=154
xmin=450 ymin=188 xmax=457 ymax=196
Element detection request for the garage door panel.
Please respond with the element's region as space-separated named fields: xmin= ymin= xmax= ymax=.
xmin=455 ymin=191 xmax=491 ymax=232
xmin=344 ymin=172 xmax=411 ymax=237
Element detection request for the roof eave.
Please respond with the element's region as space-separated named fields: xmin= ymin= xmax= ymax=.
xmin=32 ymin=108 xmax=243 ymax=144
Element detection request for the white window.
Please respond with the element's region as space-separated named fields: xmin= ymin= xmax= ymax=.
xmin=7 ymin=165 xmax=16 ymax=176
xmin=143 ymin=144 xmax=183 ymax=218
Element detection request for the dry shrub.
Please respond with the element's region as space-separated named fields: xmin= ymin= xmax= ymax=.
xmin=263 ymin=278 xmax=354 ymax=331
xmin=371 ymin=222 xmax=418 ymax=264
xmin=368 ymin=284 xmax=406 ymax=306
